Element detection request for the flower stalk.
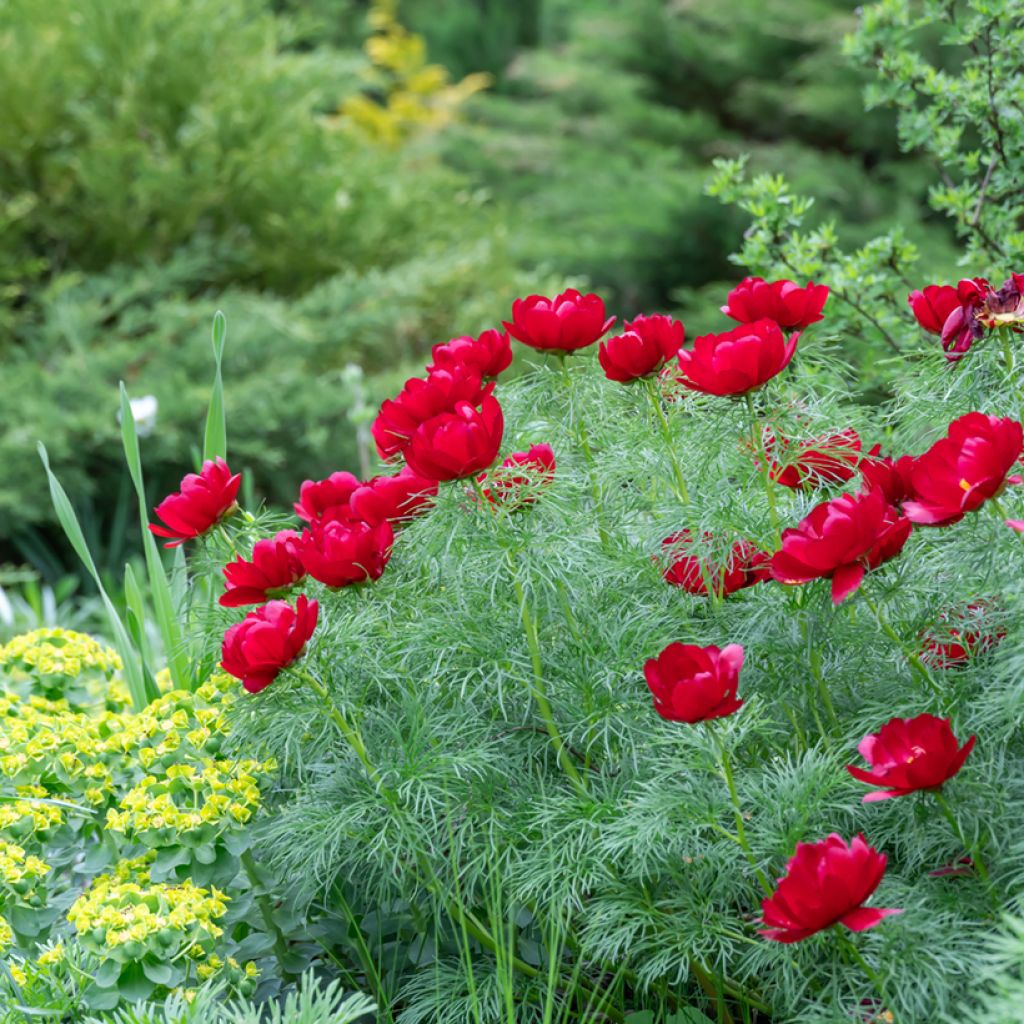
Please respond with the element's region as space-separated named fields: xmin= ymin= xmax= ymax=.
xmin=644 ymin=377 xmax=690 ymax=504
xmin=743 ymin=392 xmax=781 ymax=546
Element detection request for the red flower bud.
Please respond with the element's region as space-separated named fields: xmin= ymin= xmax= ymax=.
xmin=476 ymin=443 xmax=556 ymax=508
xmin=221 ymin=594 xmax=319 ymax=694
xmin=770 ymin=488 xmax=912 ymax=604
xmin=149 ymin=458 xmax=241 ymax=548
xmin=220 ymin=530 xmax=306 ymax=608
xmin=903 ymin=412 xmax=1023 ymax=526
xmin=349 ymin=467 xmax=439 ymax=527
xmin=721 ymin=277 xmax=829 ymax=331
xmin=503 ymin=289 xmax=615 ymax=353
xmin=643 ymin=642 xmax=744 ymax=723
xmin=294 ymin=472 xmax=362 ymax=523
xmin=427 ymin=329 xmax=513 ymax=380
xmin=405 ymin=396 xmax=505 ymax=482
xmin=675 ymin=319 xmax=800 ymax=397
xmin=846 ymin=714 xmax=976 ymax=802
xmin=661 ymin=531 xmax=770 ymax=597
xmin=300 ymin=516 xmax=393 ymax=588
xmin=759 ymin=834 xmax=900 ymax=943
xmin=598 ymin=314 xmax=685 ymax=383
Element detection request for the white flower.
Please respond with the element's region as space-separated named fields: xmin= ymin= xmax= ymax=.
xmin=118 ymin=395 xmax=159 ymax=437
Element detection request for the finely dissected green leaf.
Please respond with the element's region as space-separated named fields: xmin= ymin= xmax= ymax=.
xmin=120 ymin=382 xmax=191 ymax=689
xmin=204 ymin=310 xmax=228 ymax=463
xmin=37 ymin=442 xmax=157 ymax=710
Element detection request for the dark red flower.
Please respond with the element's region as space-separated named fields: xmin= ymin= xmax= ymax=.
xmin=220 ymin=530 xmax=306 ymax=608
xmin=763 ymin=428 xmax=863 ymax=490
xmin=661 ymin=531 xmax=771 ymax=597
xmin=674 ymin=319 xmax=800 ymax=397
xmin=404 ymin=395 xmax=504 ymax=482
xmin=300 ymin=516 xmax=394 ymax=588
xmin=598 ymin=314 xmax=685 ymax=383
xmin=427 ymin=329 xmax=513 ymax=380
xmin=847 ymin=714 xmax=976 ymax=803
xmin=903 ymin=412 xmax=1023 ymax=526
xmin=760 ymin=834 xmax=900 ymax=943
xmin=859 ymin=446 xmax=916 ymax=508
xmin=294 ymin=471 xmax=362 ymax=523
xmin=371 ymin=365 xmax=492 ymax=460
xmin=643 ymin=642 xmax=744 ymax=723
xmin=476 ymin=443 xmax=556 ymax=508
xmin=221 ymin=594 xmax=319 ymax=694
xmin=149 ymin=458 xmax=242 ymax=548
xmin=919 ymin=603 xmax=1005 ymax=669
xmin=503 ymin=289 xmax=615 ymax=353
xmin=770 ymin=488 xmax=912 ymax=604
xmin=940 ymin=278 xmax=988 ymax=361
xmin=721 ymin=277 xmax=829 ymax=331
xmin=977 ymin=272 xmax=1024 ymax=330
xmin=907 ymin=284 xmax=962 ymax=335
xmin=349 ymin=467 xmax=439 ymax=527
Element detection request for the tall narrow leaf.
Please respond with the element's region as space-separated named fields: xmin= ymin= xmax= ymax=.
xmin=119 ymin=383 xmax=191 ymax=690
xmin=204 ymin=311 xmax=228 ymax=462
xmin=37 ymin=443 xmax=157 ymax=710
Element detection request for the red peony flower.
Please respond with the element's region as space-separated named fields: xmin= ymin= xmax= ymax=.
xmin=371 ymin=365 xmax=492 ymax=460
xmin=294 ymin=471 xmax=362 ymax=523
xmin=220 ymin=530 xmax=306 ymax=608
xmin=661 ymin=531 xmax=771 ymax=597
xmin=919 ymin=603 xmax=1004 ymax=669
xmin=721 ymin=277 xmax=829 ymax=331
xmin=762 ymin=427 xmax=863 ymax=490
xmin=643 ymin=642 xmax=744 ymax=724
xmin=476 ymin=443 xmax=556 ymax=508
xmin=908 ymin=284 xmax=962 ymax=335
xmin=977 ymin=272 xmax=1024 ymax=330
xmin=503 ymin=289 xmax=615 ymax=353
xmin=846 ymin=714 xmax=976 ymax=802
xmin=149 ymin=458 xmax=242 ymax=548
xmin=300 ymin=516 xmax=394 ymax=588
xmin=859 ymin=446 xmax=916 ymax=508
xmin=674 ymin=319 xmax=800 ymax=397
xmin=940 ymin=278 xmax=988 ymax=361
xmin=598 ymin=314 xmax=685 ymax=383
xmin=770 ymin=488 xmax=912 ymax=604
xmin=221 ymin=594 xmax=319 ymax=694
xmin=902 ymin=412 xmax=1023 ymax=526
xmin=759 ymin=834 xmax=901 ymax=943
xmin=349 ymin=467 xmax=439 ymax=527
xmin=404 ymin=395 xmax=505 ymax=482
xmin=427 ymin=329 xmax=513 ymax=380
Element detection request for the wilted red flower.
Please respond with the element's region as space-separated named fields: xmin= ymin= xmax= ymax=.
xmin=859 ymin=447 xmax=916 ymax=508
xmin=770 ymin=488 xmax=912 ymax=604
xmin=762 ymin=427 xmax=863 ymax=490
xmin=349 ymin=467 xmax=439 ymax=527
xmin=643 ymin=642 xmax=744 ymax=723
xmin=903 ymin=412 xmax=1023 ymax=526
xmin=371 ymin=365 xmax=492 ymax=460
xmin=598 ymin=314 xmax=685 ymax=383
xmin=919 ymin=603 xmax=1004 ymax=668
xmin=760 ymin=834 xmax=901 ymax=943
xmin=722 ymin=277 xmax=829 ymax=331
xmin=149 ymin=458 xmax=242 ymax=548
xmin=427 ymin=329 xmax=513 ymax=380
xmin=476 ymin=443 xmax=556 ymax=508
xmin=300 ymin=516 xmax=394 ymax=588
xmin=405 ymin=395 xmax=505 ymax=481
xmin=294 ymin=471 xmax=362 ymax=523
xmin=220 ymin=530 xmax=306 ymax=608
xmin=847 ymin=714 xmax=976 ymax=802
xmin=661 ymin=531 xmax=771 ymax=597
xmin=908 ymin=284 xmax=962 ymax=335
xmin=221 ymin=594 xmax=319 ymax=694
xmin=503 ymin=289 xmax=615 ymax=353
xmin=977 ymin=272 xmax=1024 ymax=330
xmin=674 ymin=319 xmax=799 ymax=397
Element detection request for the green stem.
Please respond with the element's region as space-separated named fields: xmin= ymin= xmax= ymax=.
xmin=933 ymin=789 xmax=992 ymax=885
xmin=711 ymin=727 xmax=772 ymax=895
xmin=743 ymin=393 xmax=781 ymax=546
xmin=508 ymin=553 xmax=589 ymax=799
xmin=859 ymin=588 xmax=942 ymax=697
xmin=644 ymin=377 xmax=690 ymax=504
xmin=240 ymin=847 xmax=293 ymax=981
xmin=836 ymin=932 xmax=898 ymax=1024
